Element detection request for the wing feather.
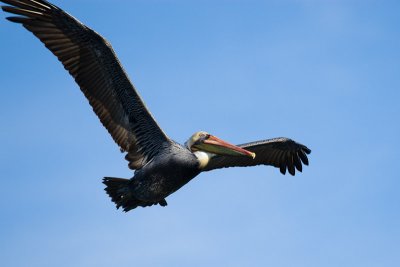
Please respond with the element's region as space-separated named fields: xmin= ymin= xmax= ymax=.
xmin=1 ymin=0 xmax=170 ymax=169
xmin=202 ymin=137 xmax=311 ymax=176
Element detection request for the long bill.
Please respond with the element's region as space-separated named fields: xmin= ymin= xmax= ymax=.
xmin=194 ymin=135 xmax=256 ymax=159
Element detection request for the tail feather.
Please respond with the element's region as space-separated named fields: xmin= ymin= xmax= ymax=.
xmin=103 ymin=177 xmax=167 ymax=212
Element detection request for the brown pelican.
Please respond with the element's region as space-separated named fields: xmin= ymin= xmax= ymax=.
xmin=1 ymin=0 xmax=311 ymax=212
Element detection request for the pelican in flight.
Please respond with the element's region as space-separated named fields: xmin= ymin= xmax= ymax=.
xmin=1 ymin=0 xmax=311 ymax=212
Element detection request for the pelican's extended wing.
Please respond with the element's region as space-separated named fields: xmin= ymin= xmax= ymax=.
xmin=1 ymin=0 xmax=170 ymax=169
xmin=203 ymin=138 xmax=311 ymax=176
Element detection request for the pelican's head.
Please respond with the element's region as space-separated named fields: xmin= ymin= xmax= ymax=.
xmin=185 ymin=131 xmax=256 ymax=159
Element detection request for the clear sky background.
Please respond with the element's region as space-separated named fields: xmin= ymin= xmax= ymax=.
xmin=0 ymin=0 xmax=399 ymax=266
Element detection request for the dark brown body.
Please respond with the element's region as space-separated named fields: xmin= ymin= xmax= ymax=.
xmin=104 ymin=142 xmax=201 ymax=211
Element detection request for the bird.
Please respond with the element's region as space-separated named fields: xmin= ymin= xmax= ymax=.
xmin=1 ymin=0 xmax=311 ymax=212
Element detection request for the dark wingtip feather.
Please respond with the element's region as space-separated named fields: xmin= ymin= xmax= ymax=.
xmin=2 ymin=5 xmax=21 ymax=14
xmin=298 ymin=150 xmax=309 ymax=166
xmin=288 ymin=165 xmax=295 ymax=176
xmin=1 ymin=5 xmax=10 ymax=12
xmin=280 ymin=164 xmax=286 ymax=175
xmin=293 ymin=154 xmax=302 ymax=172
xmin=288 ymin=155 xmax=295 ymax=176
xmin=6 ymin=16 xmax=29 ymax=23
xmin=2 ymin=5 xmax=51 ymax=21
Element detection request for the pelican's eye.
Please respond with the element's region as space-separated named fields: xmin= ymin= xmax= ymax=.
xmin=198 ymin=133 xmax=210 ymax=141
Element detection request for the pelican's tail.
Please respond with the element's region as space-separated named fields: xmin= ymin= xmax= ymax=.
xmin=102 ymin=177 xmax=167 ymax=212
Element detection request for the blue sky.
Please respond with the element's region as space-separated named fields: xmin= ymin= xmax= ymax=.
xmin=0 ymin=0 xmax=399 ymax=266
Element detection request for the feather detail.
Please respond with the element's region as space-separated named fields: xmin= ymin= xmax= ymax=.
xmin=1 ymin=0 xmax=170 ymax=169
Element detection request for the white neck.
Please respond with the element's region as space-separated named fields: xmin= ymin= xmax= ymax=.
xmin=193 ymin=151 xmax=213 ymax=169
